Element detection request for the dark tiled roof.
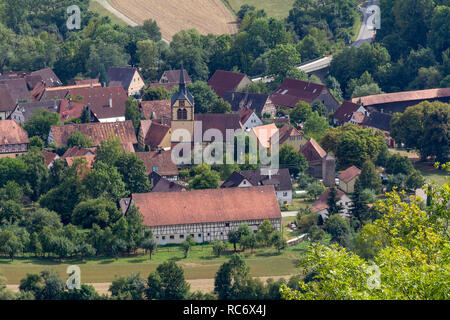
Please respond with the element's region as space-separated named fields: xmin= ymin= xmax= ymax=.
xmin=143 ymin=121 xmax=171 ymax=149
xmin=0 ymin=78 xmax=30 ymax=103
xmin=207 ymin=70 xmax=249 ymax=98
xmin=270 ymin=78 xmax=326 ymax=108
xmin=194 ymin=113 xmax=242 ymax=141
xmin=333 ymin=101 xmax=361 ymax=124
xmin=238 ymin=107 xmax=254 ymax=124
xmin=49 ymin=121 xmax=137 ymax=149
xmin=14 ymin=100 xmax=60 ymax=122
xmin=279 ymin=124 xmax=302 ymax=145
xmin=136 ymin=151 xmax=179 ymax=176
xmin=107 ymin=67 xmax=140 ymax=90
xmin=151 ymin=178 xmax=185 ymax=193
xmin=31 ymin=68 xmax=62 ymax=87
xmin=40 ymin=83 xmax=102 ymax=101
xmin=221 ymin=168 xmax=292 ymax=191
xmin=312 ymin=188 xmax=346 ymax=213
xmin=223 ymin=91 xmax=269 ymax=114
xmin=300 ymin=138 xmax=326 ymax=162
xmin=128 ymin=186 xmax=281 ymax=227
xmin=141 ymin=100 xmax=171 ymax=120
xmin=363 ymin=111 xmax=393 ymax=132
xmin=24 ymin=75 xmax=44 ymax=90
xmin=0 ymin=120 xmax=29 ymax=145
xmin=338 ymin=166 xmax=361 ymax=183
xmin=161 ymin=70 xmax=192 ymax=84
xmin=42 ymin=150 xmax=59 ymax=167
xmin=0 ymin=85 xmax=16 ymax=111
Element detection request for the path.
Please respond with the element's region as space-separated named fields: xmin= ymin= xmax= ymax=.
xmin=352 ymin=0 xmax=379 ymax=48
xmin=7 ymin=275 xmax=295 ymax=296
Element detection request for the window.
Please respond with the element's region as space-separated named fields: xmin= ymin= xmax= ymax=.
xmin=153 ymin=166 xmax=159 ymax=172
xmin=180 ymin=235 xmax=184 ymax=239
xmin=283 ymin=192 xmax=288 ymax=197
xmin=198 ymin=234 xmax=202 ymax=238
xmin=207 ymin=233 xmax=210 ymax=236
xmin=225 ymin=223 xmax=230 ymax=227
xmin=170 ymin=235 xmax=174 ymax=239
xmin=220 ymin=232 xmax=223 ymax=235
xmin=156 ymin=236 xmax=159 ymax=239
xmin=182 ymin=108 xmax=187 ymax=120
xmin=177 ymin=108 xmax=182 ymax=119
xmin=162 ymin=236 xmax=166 ymax=240
xmin=190 ymin=234 xmax=194 ymax=238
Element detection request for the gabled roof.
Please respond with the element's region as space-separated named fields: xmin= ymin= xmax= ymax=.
xmin=251 ymin=123 xmax=278 ymax=148
xmin=142 ymin=121 xmax=171 ymax=149
xmin=49 ymin=121 xmax=137 ymax=150
xmin=152 ymin=178 xmax=185 ymax=193
xmin=351 ymin=88 xmax=450 ymax=106
xmin=0 ymin=78 xmax=30 ymax=103
xmin=312 ymin=188 xmax=346 ymax=213
xmin=351 ymin=111 xmax=367 ymax=124
xmin=279 ymin=124 xmax=302 ymax=145
xmin=0 ymin=120 xmax=29 ymax=145
xmin=40 ymin=83 xmax=102 ymax=101
xmin=221 ymin=168 xmax=292 ymax=191
xmin=69 ymin=78 xmax=100 ymax=86
xmin=238 ymin=107 xmax=254 ymax=124
xmin=300 ymin=138 xmax=326 ymax=162
xmin=31 ymin=68 xmax=62 ymax=87
xmin=107 ymin=67 xmax=142 ymax=90
xmin=135 ymin=151 xmax=179 ymax=176
xmin=13 ymin=100 xmax=60 ymax=122
xmin=42 ymin=150 xmax=59 ymax=167
xmin=128 ymin=186 xmax=281 ymax=227
xmin=362 ymin=111 xmax=393 ymax=132
xmin=65 ymin=154 xmax=96 ymax=171
xmin=67 ymin=86 xmax=128 ymax=120
xmin=141 ymin=100 xmax=171 ymax=121
xmin=148 ymin=82 xmax=180 ymax=92
xmin=59 ymin=99 xmax=85 ymax=122
xmin=160 ymin=70 xmax=192 ymax=84
xmin=223 ymin=91 xmax=270 ymax=114
xmin=333 ymin=101 xmax=362 ymax=124
xmin=270 ymin=78 xmax=326 ymax=108
xmin=338 ymin=166 xmax=361 ymax=183
xmin=194 ymin=113 xmax=243 ymax=141
xmin=207 ymin=70 xmax=249 ymax=98
xmin=61 ymin=146 xmax=96 ymax=159
xmin=0 ymin=85 xmax=16 ymax=112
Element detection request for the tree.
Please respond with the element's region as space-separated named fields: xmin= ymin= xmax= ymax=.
xmin=51 ymin=236 xmax=74 ymax=261
xmin=143 ymin=19 xmax=162 ymax=42
xmin=29 ymin=136 xmax=44 ymax=151
xmin=180 ymin=235 xmax=196 ymax=258
xmin=306 ymin=180 xmax=325 ymax=200
xmin=109 ymin=273 xmax=146 ymax=300
xmin=270 ymin=231 xmax=286 ymax=253
xmin=311 ymin=101 xmax=328 ymax=117
xmin=240 ymin=233 xmax=257 ymax=253
xmin=142 ymin=86 xmax=170 ymax=101
xmin=66 ymin=130 xmax=93 ymax=148
xmin=290 ymin=101 xmax=312 ymax=123
xmin=327 ymin=187 xmax=343 ymax=215
xmin=0 ymin=181 xmax=23 ymax=203
xmin=125 ymin=97 xmax=141 ymax=133
xmin=212 ymin=241 xmax=226 ymax=257
xmin=186 ymin=81 xmax=218 ymax=114
xmin=72 ymin=198 xmax=122 ymax=229
xmin=268 ymin=44 xmax=301 ymax=79
xmin=303 ymin=111 xmax=329 ymax=141
xmin=279 ymin=144 xmax=308 ymax=177
xmin=325 ymin=215 xmax=352 ymax=247
xmin=145 ymin=261 xmax=190 ymax=300
xmin=23 ymin=109 xmax=60 ymax=142
xmin=61 ymin=284 xmax=100 ymax=300
xmin=39 ymin=271 xmax=65 ymax=300
xmin=359 ymin=160 xmax=382 ymax=193
xmin=227 ymin=230 xmax=240 ymax=252
xmin=95 ymin=136 xmax=123 ymax=166
xmin=189 ymin=164 xmax=220 ymax=190
xmin=116 ymin=153 xmax=152 ymax=194
xmin=0 ymin=200 xmax=24 ymax=225
xmin=210 ymin=98 xmax=231 ymax=114
xmin=256 ymin=220 xmax=274 ymax=247
xmin=405 ymin=170 xmax=425 ymax=191
xmin=427 ymin=5 xmax=450 ymax=55
xmin=385 ymin=154 xmax=414 ymax=175
xmin=80 ymin=107 xmax=91 ymax=123
xmin=0 ymin=230 xmax=23 ymax=261
xmin=214 ymin=254 xmax=250 ymax=300
xmin=86 ymin=42 xmax=130 ymax=79
xmin=351 ymin=83 xmax=384 ymax=98
xmin=84 ymin=161 xmax=126 ymax=201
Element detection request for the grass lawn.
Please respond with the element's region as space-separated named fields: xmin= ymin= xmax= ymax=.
xmin=414 ymin=162 xmax=449 ymax=186
xmin=89 ymin=1 xmax=128 ymax=27
xmin=227 ymin=0 xmax=295 ymax=19
xmin=0 ymin=243 xmax=304 ymax=284
xmin=283 ymin=198 xmax=314 ymax=212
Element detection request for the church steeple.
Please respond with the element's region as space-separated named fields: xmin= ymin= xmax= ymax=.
xmin=179 ymin=63 xmax=186 ymax=94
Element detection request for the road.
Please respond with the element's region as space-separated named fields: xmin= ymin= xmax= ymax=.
xmin=352 ymin=0 xmax=379 ymax=48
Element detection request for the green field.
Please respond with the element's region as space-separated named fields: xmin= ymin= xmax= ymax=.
xmin=414 ymin=162 xmax=449 ymax=186
xmin=227 ymin=0 xmax=295 ymax=19
xmin=0 ymin=243 xmax=307 ymax=284
xmin=89 ymin=1 xmax=127 ymax=27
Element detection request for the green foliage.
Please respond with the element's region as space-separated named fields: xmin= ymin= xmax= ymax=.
xmin=23 ymin=109 xmax=60 ymax=143
xmin=109 ymin=273 xmax=146 ymax=300
xmin=289 ymin=101 xmax=312 ymax=123
xmin=29 ymin=136 xmax=45 ymax=151
xmin=212 ymin=241 xmax=226 ymax=257
xmin=385 ymin=153 xmax=414 ymax=175
xmin=186 ymin=81 xmax=218 ymax=114
xmin=303 ymin=111 xmax=329 ymax=142
xmin=125 ymin=97 xmax=141 ymax=133
xmin=279 ymin=144 xmax=308 ymax=176
xmin=145 ymin=261 xmax=190 ymax=300
xmin=66 ymin=130 xmax=93 ymax=148
xmin=180 ymin=235 xmax=196 ymax=258
xmin=72 ymin=197 xmax=122 ymax=229
xmin=84 ymin=161 xmax=126 ymax=201
xmin=359 ymin=160 xmax=382 ymax=193
xmin=142 ymin=86 xmax=170 ymax=101
xmin=189 ymin=164 xmax=220 ymax=190
xmin=306 ymin=180 xmax=325 ymax=200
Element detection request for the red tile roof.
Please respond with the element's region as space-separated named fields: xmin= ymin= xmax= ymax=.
xmin=333 ymin=101 xmax=361 ymax=124
xmin=141 ymin=100 xmax=171 ymax=120
xmin=129 ymin=186 xmax=281 ymax=227
xmin=0 ymin=120 xmax=29 ymax=145
xmin=207 ymin=70 xmax=249 ymax=98
xmin=279 ymin=124 xmax=302 ymax=144
xmin=312 ymin=188 xmax=346 ymax=213
xmin=238 ymin=107 xmax=254 ymax=124
xmin=161 ymin=70 xmax=192 ymax=84
xmin=270 ymin=78 xmax=326 ymax=108
xmin=59 ymin=100 xmax=85 ymax=122
xmin=42 ymin=150 xmax=59 ymax=166
xmin=0 ymin=85 xmax=16 ymax=112
xmin=136 ymin=151 xmax=178 ymax=176
xmin=194 ymin=113 xmax=243 ymax=141
xmin=351 ymin=88 xmax=450 ymax=106
xmin=338 ymin=165 xmax=361 ymax=183
xmin=300 ymin=138 xmax=326 ymax=162
xmin=61 ymin=146 xmax=97 ymax=159
xmin=143 ymin=121 xmax=171 ymax=149
xmin=49 ymin=121 xmax=137 ymax=150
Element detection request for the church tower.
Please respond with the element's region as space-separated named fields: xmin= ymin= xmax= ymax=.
xmin=171 ymin=66 xmax=194 ymax=143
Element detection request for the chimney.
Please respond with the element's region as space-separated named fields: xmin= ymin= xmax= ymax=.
xmin=90 ymin=82 xmax=94 ymax=88
xmin=109 ymin=98 xmax=113 ymax=108
xmin=68 ymin=98 xmax=72 ymax=110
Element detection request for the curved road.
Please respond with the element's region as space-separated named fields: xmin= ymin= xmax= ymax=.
xmin=352 ymin=0 xmax=379 ymax=48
